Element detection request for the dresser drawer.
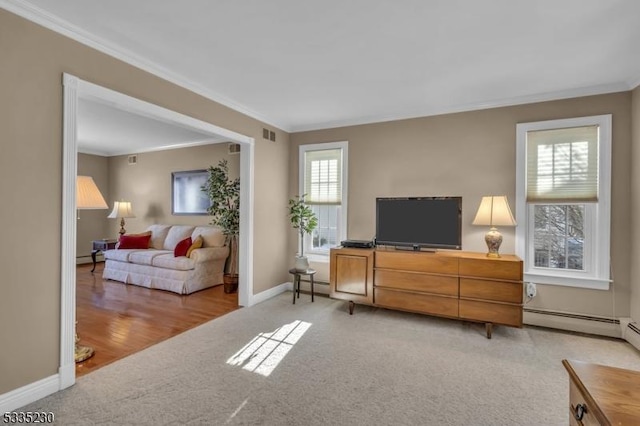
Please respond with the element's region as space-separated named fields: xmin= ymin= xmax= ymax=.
xmin=568 ymin=381 xmax=599 ymax=426
xmin=459 ymin=257 xmax=522 ymax=280
xmin=459 ymin=278 xmax=523 ymax=304
xmin=376 ymin=251 xmax=458 ymax=274
xmin=375 ymin=269 xmax=458 ymax=296
xmin=459 ymin=300 xmax=522 ymax=327
xmin=375 ymin=288 xmax=458 ymax=318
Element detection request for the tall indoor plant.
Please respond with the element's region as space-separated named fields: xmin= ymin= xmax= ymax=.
xmin=288 ymin=194 xmax=318 ymax=271
xmin=202 ymin=159 xmax=240 ymax=293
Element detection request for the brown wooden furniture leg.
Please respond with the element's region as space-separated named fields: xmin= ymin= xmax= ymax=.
xmin=486 ymin=323 xmax=493 ymax=339
xmin=348 ymin=301 xmax=355 ymax=315
xmin=310 ymin=274 xmax=314 ymax=302
xmin=91 ymin=250 xmax=99 ymax=273
xmin=292 ymin=273 xmax=297 ymax=304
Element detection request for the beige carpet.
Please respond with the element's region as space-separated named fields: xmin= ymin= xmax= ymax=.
xmin=23 ymin=292 xmax=640 ymax=425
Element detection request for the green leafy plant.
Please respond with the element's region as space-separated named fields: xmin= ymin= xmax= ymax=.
xmin=288 ymin=194 xmax=318 ymax=257
xmin=201 ymin=159 xmax=240 ymax=276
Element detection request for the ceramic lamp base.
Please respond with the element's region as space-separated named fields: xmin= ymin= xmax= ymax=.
xmin=484 ymin=227 xmax=503 ymax=258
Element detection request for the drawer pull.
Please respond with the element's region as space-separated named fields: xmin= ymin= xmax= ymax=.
xmin=574 ymin=403 xmax=587 ymax=421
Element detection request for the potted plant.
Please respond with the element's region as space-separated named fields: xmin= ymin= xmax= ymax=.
xmin=288 ymin=194 xmax=318 ymax=271
xmin=201 ymin=159 xmax=240 ymax=293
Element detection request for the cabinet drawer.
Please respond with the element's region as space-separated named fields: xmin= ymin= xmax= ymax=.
xmin=376 ymin=251 xmax=458 ymax=274
xmin=375 ymin=269 xmax=458 ymax=296
xmin=568 ymin=381 xmax=599 ymax=426
xmin=375 ymin=288 xmax=458 ymax=318
xmin=459 ymin=300 xmax=522 ymax=327
xmin=459 ymin=258 xmax=521 ymax=280
xmin=460 ymin=278 xmax=523 ymax=304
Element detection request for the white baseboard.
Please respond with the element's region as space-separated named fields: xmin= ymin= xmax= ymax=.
xmin=0 ymin=374 xmax=60 ymax=413
xmin=250 ymin=282 xmax=293 ymax=305
xmin=524 ymin=308 xmax=621 ymax=338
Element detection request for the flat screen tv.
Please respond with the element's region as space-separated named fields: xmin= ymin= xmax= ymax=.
xmin=375 ymin=197 xmax=462 ymax=250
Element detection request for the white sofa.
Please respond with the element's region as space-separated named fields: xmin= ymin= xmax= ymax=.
xmin=103 ymin=224 xmax=229 ymax=294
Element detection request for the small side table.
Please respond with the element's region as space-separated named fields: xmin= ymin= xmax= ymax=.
xmin=289 ymin=268 xmax=316 ymax=304
xmin=91 ymin=239 xmax=117 ymax=273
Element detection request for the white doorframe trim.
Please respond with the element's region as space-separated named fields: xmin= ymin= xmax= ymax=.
xmin=60 ymin=73 xmax=255 ymax=389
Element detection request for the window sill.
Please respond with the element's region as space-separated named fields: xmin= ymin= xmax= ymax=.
xmin=524 ymin=272 xmax=611 ymax=290
xmin=306 ymin=253 xmax=329 ymax=264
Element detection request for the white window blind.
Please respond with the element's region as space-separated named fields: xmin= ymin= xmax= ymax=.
xmin=526 ymin=125 xmax=599 ymax=202
xmin=304 ymin=148 xmax=342 ymax=205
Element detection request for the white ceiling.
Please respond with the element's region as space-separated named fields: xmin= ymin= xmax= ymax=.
xmin=77 ymin=98 xmax=221 ymax=156
xmin=7 ymin=0 xmax=640 ymax=132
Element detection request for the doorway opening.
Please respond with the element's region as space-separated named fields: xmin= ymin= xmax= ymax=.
xmin=60 ymin=73 xmax=255 ymax=388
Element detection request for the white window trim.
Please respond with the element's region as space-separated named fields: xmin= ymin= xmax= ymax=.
xmin=299 ymin=141 xmax=348 ymax=257
xmin=515 ymin=115 xmax=612 ymax=290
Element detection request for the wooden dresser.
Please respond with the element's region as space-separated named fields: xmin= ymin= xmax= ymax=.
xmin=562 ymin=359 xmax=640 ymax=425
xmin=329 ymin=247 xmax=523 ymax=338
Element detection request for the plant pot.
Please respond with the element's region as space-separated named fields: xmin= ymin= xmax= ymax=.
xmin=223 ymin=274 xmax=238 ymax=294
xmin=294 ymin=255 xmax=309 ymax=271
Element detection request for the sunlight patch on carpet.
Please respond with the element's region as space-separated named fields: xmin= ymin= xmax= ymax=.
xmin=226 ymin=320 xmax=312 ymax=376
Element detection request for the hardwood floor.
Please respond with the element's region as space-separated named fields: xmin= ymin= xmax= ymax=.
xmin=75 ymin=263 xmax=239 ymax=377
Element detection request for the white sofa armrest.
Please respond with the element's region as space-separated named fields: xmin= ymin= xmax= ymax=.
xmin=190 ymin=246 xmax=229 ymax=263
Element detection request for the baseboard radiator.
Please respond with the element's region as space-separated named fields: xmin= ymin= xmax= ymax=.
xmin=523 ymin=307 xmax=622 ymax=339
xmin=621 ymin=320 xmax=640 ymax=351
xmin=291 ymin=278 xmax=329 ymax=295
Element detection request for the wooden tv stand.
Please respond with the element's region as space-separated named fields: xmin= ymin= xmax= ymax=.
xmin=329 ymin=247 xmax=523 ymax=338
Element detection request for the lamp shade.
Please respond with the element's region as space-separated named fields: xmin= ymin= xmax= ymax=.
xmin=472 ymin=196 xmax=516 ymax=227
xmin=76 ymin=176 xmax=108 ymax=209
xmin=107 ymin=201 xmax=135 ymax=219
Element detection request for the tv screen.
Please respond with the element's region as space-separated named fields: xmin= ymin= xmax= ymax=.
xmin=375 ymin=197 xmax=462 ymax=250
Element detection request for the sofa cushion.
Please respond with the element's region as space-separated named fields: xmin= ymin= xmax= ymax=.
xmin=104 ymin=249 xmax=141 ymax=262
xmin=152 ymin=253 xmax=195 ymax=271
xmin=129 ymin=250 xmax=172 ymax=266
xmin=192 ymin=226 xmax=225 ymax=247
xmin=174 ymin=237 xmax=192 ymax=257
xmin=118 ymin=234 xmax=151 ymax=249
xmin=187 ymin=235 xmax=204 ymax=258
xmin=163 ymin=226 xmax=196 ymax=250
xmin=147 ymin=225 xmax=172 ymax=249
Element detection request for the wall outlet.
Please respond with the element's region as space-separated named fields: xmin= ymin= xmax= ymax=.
xmin=526 ymin=282 xmax=537 ymax=298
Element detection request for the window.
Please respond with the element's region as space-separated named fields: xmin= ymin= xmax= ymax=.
xmin=515 ymin=115 xmax=611 ymax=289
xmin=299 ymin=141 xmax=348 ymax=256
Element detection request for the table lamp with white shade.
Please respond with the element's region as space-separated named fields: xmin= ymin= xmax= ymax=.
xmin=472 ymin=195 xmax=517 ymax=258
xmin=108 ymin=201 xmax=135 ymax=237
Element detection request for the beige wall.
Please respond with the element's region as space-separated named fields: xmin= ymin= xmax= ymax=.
xmin=291 ymin=92 xmax=632 ymax=319
xmin=77 ymin=153 xmax=110 ymax=258
xmin=0 ymin=9 xmax=290 ymax=395
xmin=107 ymin=144 xmax=239 ymax=235
xmin=631 ymin=86 xmax=640 ymax=322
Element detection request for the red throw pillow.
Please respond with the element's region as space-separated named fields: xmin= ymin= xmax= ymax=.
xmin=118 ymin=234 xmax=151 ymax=250
xmin=174 ymin=237 xmax=192 ymax=257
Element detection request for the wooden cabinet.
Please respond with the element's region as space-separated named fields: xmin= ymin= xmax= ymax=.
xmin=562 ymin=359 xmax=640 ymax=425
xmin=330 ymin=248 xmax=374 ymax=306
xmin=329 ymin=247 xmax=523 ymax=338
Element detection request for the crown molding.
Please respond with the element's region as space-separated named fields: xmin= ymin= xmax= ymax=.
xmin=0 ymin=0 xmax=291 ymax=132
xmin=290 ymin=81 xmax=631 ymax=133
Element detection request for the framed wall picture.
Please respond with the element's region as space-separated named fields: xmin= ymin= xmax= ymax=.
xmin=171 ymin=170 xmax=212 ymax=215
